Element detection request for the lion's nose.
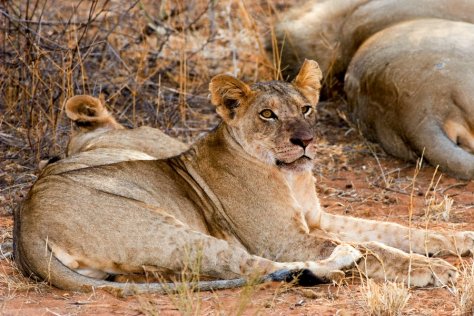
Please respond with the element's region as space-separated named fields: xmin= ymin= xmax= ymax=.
xmin=290 ymin=132 xmax=314 ymax=148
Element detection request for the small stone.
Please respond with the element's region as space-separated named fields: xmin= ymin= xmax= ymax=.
xmin=294 ymin=299 xmax=305 ymax=307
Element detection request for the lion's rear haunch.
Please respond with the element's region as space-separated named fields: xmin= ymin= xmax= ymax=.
xmin=12 ymin=176 xmax=244 ymax=294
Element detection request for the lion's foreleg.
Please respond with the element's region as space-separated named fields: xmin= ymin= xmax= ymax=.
xmin=317 ymin=212 xmax=474 ymax=257
xmin=355 ymin=241 xmax=457 ymax=287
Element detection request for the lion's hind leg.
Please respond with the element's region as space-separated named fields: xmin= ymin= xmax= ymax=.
xmin=25 ymin=195 xmax=362 ymax=291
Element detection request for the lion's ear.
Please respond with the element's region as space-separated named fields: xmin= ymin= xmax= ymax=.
xmin=209 ymin=74 xmax=252 ymax=122
xmin=65 ymin=95 xmax=123 ymax=131
xmin=292 ymin=59 xmax=323 ymax=105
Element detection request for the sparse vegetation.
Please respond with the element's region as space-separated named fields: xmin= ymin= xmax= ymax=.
xmin=425 ymin=195 xmax=454 ymax=222
xmin=164 ymin=245 xmax=207 ymax=316
xmin=232 ymin=271 xmax=265 ymax=316
xmin=137 ymin=246 xmax=205 ymax=316
xmin=0 ymin=258 xmax=47 ymax=300
xmin=362 ymin=279 xmax=410 ymax=316
xmin=453 ymin=261 xmax=474 ymax=315
xmin=423 ymin=167 xmax=454 ymax=222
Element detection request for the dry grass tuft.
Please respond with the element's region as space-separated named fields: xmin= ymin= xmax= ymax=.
xmin=133 ymin=250 xmax=203 ymax=316
xmin=454 ymin=262 xmax=474 ymax=315
xmin=232 ymin=270 xmax=267 ymax=315
xmin=0 ymin=258 xmax=47 ymax=300
xmin=166 ymin=247 xmax=204 ymax=315
xmin=424 ymin=195 xmax=454 ymax=222
xmin=423 ymin=167 xmax=453 ymax=222
xmin=362 ymin=279 xmax=410 ymax=316
xmin=134 ymin=296 xmax=161 ymax=316
xmin=135 ymin=245 xmax=205 ymax=316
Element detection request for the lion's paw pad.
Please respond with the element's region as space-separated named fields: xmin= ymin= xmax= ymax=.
xmin=410 ymin=257 xmax=458 ymax=287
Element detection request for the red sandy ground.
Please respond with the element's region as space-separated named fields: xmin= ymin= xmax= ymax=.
xmin=1 ymin=101 xmax=473 ymax=315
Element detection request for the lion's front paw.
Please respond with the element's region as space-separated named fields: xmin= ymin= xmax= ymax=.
xmin=409 ymin=256 xmax=457 ymax=287
xmin=359 ymin=241 xmax=457 ymax=287
xmin=273 ymin=245 xmax=362 ymax=285
xmin=454 ymin=231 xmax=474 ymax=256
xmin=326 ymin=244 xmax=363 ymax=269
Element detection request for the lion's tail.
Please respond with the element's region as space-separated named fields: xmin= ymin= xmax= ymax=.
xmin=65 ymin=95 xmax=123 ymax=131
xmin=412 ymin=120 xmax=474 ymax=180
xmin=43 ymin=255 xmax=249 ymax=296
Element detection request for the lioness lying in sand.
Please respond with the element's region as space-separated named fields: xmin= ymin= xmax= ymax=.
xmin=14 ymin=60 xmax=474 ymax=295
xmin=274 ymin=0 xmax=474 ymax=179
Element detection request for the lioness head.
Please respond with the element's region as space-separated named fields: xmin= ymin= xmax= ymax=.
xmin=210 ymin=59 xmax=322 ymax=171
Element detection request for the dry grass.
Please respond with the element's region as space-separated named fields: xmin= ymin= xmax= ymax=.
xmin=362 ymin=279 xmax=410 ymax=316
xmin=454 ymin=262 xmax=474 ymax=315
xmin=424 ymin=195 xmax=454 ymax=222
xmin=164 ymin=246 xmax=204 ymax=316
xmin=133 ymin=245 xmax=206 ymax=316
xmin=231 ymin=269 xmax=288 ymax=315
xmin=135 ymin=247 xmax=269 ymax=315
xmin=0 ymin=258 xmax=47 ymax=300
xmin=422 ymin=166 xmax=454 ymax=222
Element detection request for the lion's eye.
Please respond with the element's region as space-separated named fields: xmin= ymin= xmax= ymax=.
xmin=259 ymin=109 xmax=277 ymax=120
xmin=302 ymin=105 xmax=313 ymax=116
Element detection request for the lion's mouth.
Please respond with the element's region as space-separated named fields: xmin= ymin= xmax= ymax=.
xmin=276 ymin=155 xmax=312 ymax=167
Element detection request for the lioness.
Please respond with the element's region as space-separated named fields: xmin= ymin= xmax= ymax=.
xmin=274 ymin=0 xmax=474 ymax=179
xmin=14 ymin=60 xmax=474 ymax=295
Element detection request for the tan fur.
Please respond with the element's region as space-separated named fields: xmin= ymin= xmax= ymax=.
xmin=274 ymin=0 xmax=474 ymax=179
xmin=14 ymin=61 xmax=474 ymax=295
xmin=274 ymin=0 xmax=474 ymax=83
xmin=292 ymin=60 xmax=323 ymax=105
xmin=344 ymin=19 xmax=474 ymax=179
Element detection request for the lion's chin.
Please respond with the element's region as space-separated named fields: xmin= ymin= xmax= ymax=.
xmin=276 ymin=156 xmax=313 ymax=172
